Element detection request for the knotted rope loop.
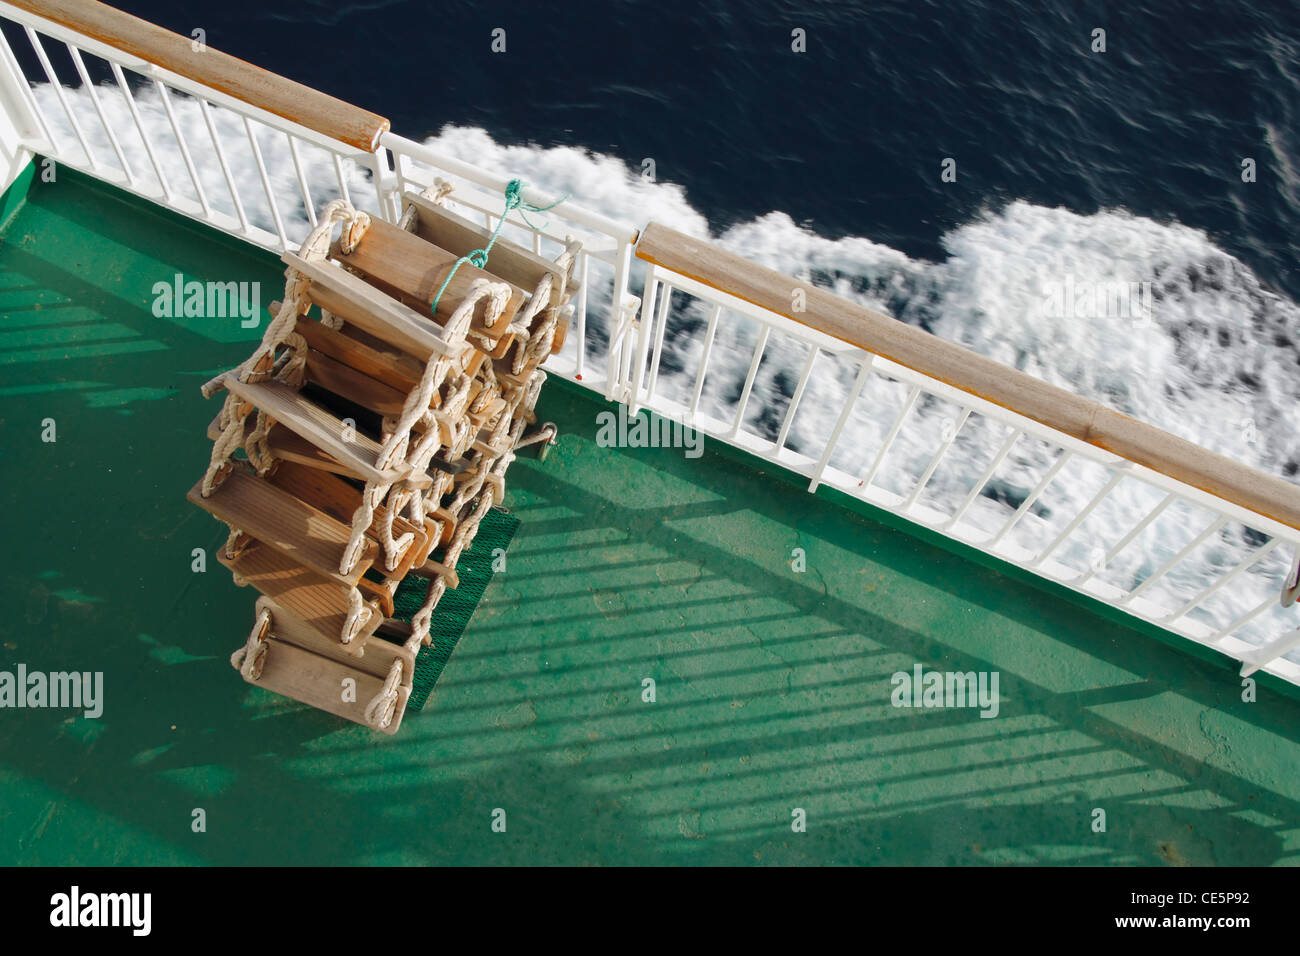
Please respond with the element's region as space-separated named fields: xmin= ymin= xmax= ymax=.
xmin=364 ymin=659 xmax=405 ymax=730
xmin=231 ymin=606 xmax=272 ymax=681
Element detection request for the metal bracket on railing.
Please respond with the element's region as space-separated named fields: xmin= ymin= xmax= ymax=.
xmin=1282 ymin=548 xmax=1300 ymax=609
xmin=1241 ymin=626 xmax=1300 ymax=678
xmin=1279 ymin=548 xmax=1300 ymax=608
xmin=1238 ymin=549 xmax=1300 ymax=678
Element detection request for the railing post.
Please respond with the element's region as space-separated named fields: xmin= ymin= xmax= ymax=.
xmin=808 ymin=356 xmax=873 ymax=493
xmin=1240 ymin=626 xmax=1300 ymax=678
xmin=0 ymin=24 xmax=39 ymax=192
xmin=371 ymin=144 xmax=401 ymax=222
xmin=618 ymin=248 xmax=646 ymax=406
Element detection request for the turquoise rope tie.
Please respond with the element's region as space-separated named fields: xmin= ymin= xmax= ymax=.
xmin=429 ymin=178 xmax=566 ymax=316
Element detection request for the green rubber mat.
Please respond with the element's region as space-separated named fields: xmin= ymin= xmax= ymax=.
xmin=389 ymin=507 xmax=520 ymax=710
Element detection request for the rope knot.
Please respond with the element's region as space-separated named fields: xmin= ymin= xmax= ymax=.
xmin=503 ymin=178 xmax=524 ymax=209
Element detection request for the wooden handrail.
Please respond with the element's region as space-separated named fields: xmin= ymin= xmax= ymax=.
xmin=9 ymin=0 xmax=389 ymax=150
xmin=636 ymin=222 xmax=1300 ymax=533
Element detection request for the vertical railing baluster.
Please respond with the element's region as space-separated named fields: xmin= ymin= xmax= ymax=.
xmin=627 ymin=265 xmax=658 ymax=406
xmin=1119 ymin=515 xmax=1230 ymax=607
xmin=574 ymin=251 xmax=589 ymax=379
xmin=689 ymin=304 xmax=722 ymax=421
xmin=154 ymin=81 xmax=210 ymax=215
xmin=1212 ymin=592 xmax=1281 ymax=645
xmin=332 ymin=152 xmax=353 ymax=206
xmin=1030 ymin=466 xmax=1127 ymax=568
xmin=370 ymin=146 xmax=400 ymax=222
xmin=943 ymin=426 xmax=1020 ymax=532
xmin=621 ymin=286 xmax=640 ymax=401
xmin=24 ymin=27 xmax=96 ymax=168
xmin=109 ymin=63 xmax=170 ymax=199
xmin=903 ymin=407 xmax=971 ymax=511
xmin=243 ymin=115 xmax=287 ymax=249
xmin=390 ymin=149 xmax=409 ymax=204
xmin=1073 ymin=492 xmax=1174 ymax=586
xmin=610 ymin=239 xmax=635 ymax=402
xmin=987 ymin=451 xmax=1071 ymax=550
xmin=774 ymin=346 xmax=821 ymax=453
xmin=198 ymin=99 xmax=248 ymax=233
xmin=1239 ymin=626 xmax=1300 ymax=677
xmin=809 ymin=357 xmax=874 ymax=493
xmin=66 ymin=45 xmax=132 ymax=182
xmin=859 ymin=384 xmax=920 ymax=490
xmin=729 ymin=326 xmax=771 ymax=438
xmin=1164 ymin=537 xmax=1281 ymax=624
xmin=0 ymin=26 xmax=58 ymax=150
xmin=644 ymin=279 xmax=672 ymax=401
xmin=286 ymin=134 xmax=317 ymax=228
xmin=1283 ymin=545 xmax=1300 ymax=607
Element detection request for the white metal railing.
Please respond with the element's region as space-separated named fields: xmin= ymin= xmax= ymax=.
xmin=630 ymin=263 xmax=1300 ymax=687
xmin=0 ymin=2 xmax=641 ymax=396
xmin=0 ymin=1 xmax=391 ymax=249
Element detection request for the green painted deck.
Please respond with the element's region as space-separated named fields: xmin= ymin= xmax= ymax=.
xmin=1 ymin=168 xmax=1299 ymax=866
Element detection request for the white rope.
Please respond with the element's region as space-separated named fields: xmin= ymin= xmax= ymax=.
xmin=222 ymin=527 xmax=250 ymax=560
xmin=341 ymin=587 xmax=373 ymax=644
xmin=339 ymin=480 xmax=391 ymax=575
xmin=363 ymin=659 xmax=405 ymax=729
xmin=199 ymin=396 xmax=249 ymax=495
xmin=409 ymin=576 xmax=447 ymax=646
xmin=243 ymin=409 xmax=278 ymax=475
xmin=230 ymin=605 xmax=271 ymax=680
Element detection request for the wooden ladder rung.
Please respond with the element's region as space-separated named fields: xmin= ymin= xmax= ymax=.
xmin=265 ymin=461 xmax=431 ymax=615
xmin=428 ymin=452 xmax=471 ymax=476
xmin=239 ymin=634 xmax=410 ymax=735
xmin=468 ymin=397 xmax=507 ymax=428
xmin=284 ymin=252 xmax=463 ymax=362
xmin=289 ymin=311 xmax=421 ymax=394
xmin=459 ymin=346 xmax=488 ymax=378
xmin=205 ymin=409 xmax=249 ymax=442
xmin=331 ymin=217 xmax=526 ymax=342
xmin=189 ymin=467 xmax=377 ymax=588
xmin=412 ymin=557 xmax=459 ymax=590
xmin=205 ymin=412 xmax=432 ymax=492
xmin=305 ymin=348 xmax=408 ymax=418
xmin=402 ymin=192 xmax=569 ymax=296
xmin=220 ymin=375 xmax=412 ymax=486
xmin=257 ymin=595 xmax=415 ymax=685
xmin=472 ymin=434 xmax=513 ymax=458
xmin=216 ymin=538 xmax=380 ymax=652
xmin=429 ymin=506 xmax=457 ymax=547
